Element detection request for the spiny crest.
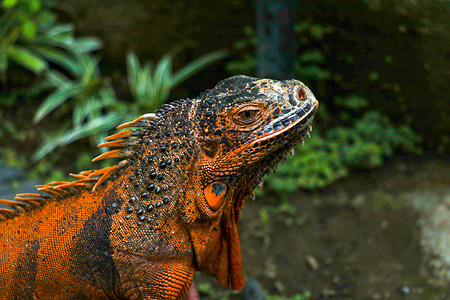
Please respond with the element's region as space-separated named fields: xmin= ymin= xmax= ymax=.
xmin=0 ymin=105 xmax=182 ymax=221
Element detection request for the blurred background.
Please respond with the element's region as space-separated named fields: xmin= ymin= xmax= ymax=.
xmin=0 ymin=0 xmax=449 ymax=299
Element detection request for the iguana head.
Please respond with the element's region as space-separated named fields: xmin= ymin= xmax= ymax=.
xmin=184 ymin=75 xmax=318 ymax=289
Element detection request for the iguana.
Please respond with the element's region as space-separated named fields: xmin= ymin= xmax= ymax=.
xmin=0 ymin=75 xmax=318 ymax=299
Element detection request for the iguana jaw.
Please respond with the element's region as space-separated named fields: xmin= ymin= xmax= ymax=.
xmin=250 ymin=97 xmax=318 ymax=144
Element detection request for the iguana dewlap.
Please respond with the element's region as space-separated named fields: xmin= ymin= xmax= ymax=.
xmin=0 ymin=75 xmax=318 ymax=299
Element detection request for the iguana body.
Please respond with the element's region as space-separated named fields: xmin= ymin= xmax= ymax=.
xmin=0 ymin=75 xmax=318 ymax=299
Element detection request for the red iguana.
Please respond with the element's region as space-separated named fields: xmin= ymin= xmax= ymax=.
xmin=0 ymin=75 xmax=318 ymax=299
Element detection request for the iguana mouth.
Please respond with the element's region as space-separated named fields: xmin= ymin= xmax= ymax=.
xmin=249 ymin=91 xmax=318 ymax=144
xmin=246 ymin=94 xmax=319 ymax=191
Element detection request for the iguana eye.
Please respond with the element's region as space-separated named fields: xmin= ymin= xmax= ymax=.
xmin=234 ymin=108 xmax=260 ymax=124
xmin=239 ymin=110 xmax=257 ymax=120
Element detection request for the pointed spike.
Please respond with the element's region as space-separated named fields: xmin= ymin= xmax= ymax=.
xmin=306 ymin=131 xmax=311 ymax=138
xmin=300 ymin=139 xmax=305 ymax=145
xmin=141 ymin=113 xmax=156 ymax=119
xmin=0 ymin=207 xmax=18 ymax=215
xmin=104 ymin=130 xmax=133 ymax=141
xmin=117 ymin=120 xmax=138 ymax=130
xmin=89 ymin=167 xmax=109 ymax=177
xmin=308 ymin=124 xmax=312 ymax=132
xmin=12 ymin=198 xmax=43 ymax=207
xmin=0 ymin=199 xmax=29 ymax=207
xmin=13 ymin=196 xmax=45 ymax=203
xmin=117 ymin=113 xmax=156 ymax=129
xmin=97 ymin=139 xmax=126 ymax=148
xmin=76 ymin=177 xmax=98 ymax=183
xmin=92 ymin=165 xmax=118 ymax=192
xmin=71 ymin=182 xmax=90 ymax=188
xmin=36 ymin=187 xmax=63 ymax=198
xmin=290 ymin=148 xmax=295 ymax=158
xmin=80 ymin=170 xmax=93 ymax=176
xmin=70 ymin=173 xmax=88 ymax=179
xmin=92 ymin=149 xmax=123 ymax=162
xmin=15 ymin=193 xmax=45 ymax=198
xmin=45 ymin=181 xmax=70 ymax=186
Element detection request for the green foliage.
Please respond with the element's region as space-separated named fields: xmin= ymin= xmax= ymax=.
xmin=1 ymin=0 xmax=227 ymax=175
xmin=260 ymin=200 xmax=298 ymax=228
xmin=267 ymin=134 xmax=347 ymax=191
xmin=0 ymin=0 xmax=103 ymax=81
xmin=1 ymin=0 xmax=116 ymax=160
xmin=196 ymin=280 xmax=239 ymax=300
xmin=267 ymin=105 xmax=421 ymax=191
xmin=1 ymin=0 xmax=46 ymax=77
xmin=126 ymin=50 xmax=227 ymax=115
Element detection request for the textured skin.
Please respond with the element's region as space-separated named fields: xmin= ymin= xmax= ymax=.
xmin=0 ymin=75 xmax=318 ymax=299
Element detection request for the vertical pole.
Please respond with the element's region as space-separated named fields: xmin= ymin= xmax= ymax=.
xmin=256 ymin=0 xmax=297 ymax=80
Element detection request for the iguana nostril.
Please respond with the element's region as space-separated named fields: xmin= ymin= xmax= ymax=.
xmin=297 ymin=87 xmax=308 ymax=101
xmin=272 ymin=106 xmax=281 ymax=117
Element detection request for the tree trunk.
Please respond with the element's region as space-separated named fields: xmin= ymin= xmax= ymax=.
xmin=256 ymin=0 xmax=297 ymax=80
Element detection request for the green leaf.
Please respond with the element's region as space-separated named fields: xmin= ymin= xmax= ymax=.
xmin=2 ymin=0 xmax=18 ymax=8
xmin=172 ymin=50 xmax=228 ymax=88
xmin=98 ymin=86 xmax=117 ymax=106
xmin=335 ymin=95 xmax=369 ymax=111
xmin=72 ymin=105 xmax=86 ymax=128
xmin=22 ymin=20 xmax=37 ymax=40
xmin=34 ymin=84 xmax=85 ymax=123
xmin=30 ymin=45 xmax=80 ymax=74
xmin=44 ymin=69 xmax=71 ymax=87
xmin=35 ymin=10 xmax=56 ymax=27
xmin=127 ymin=51 xmax=156 ymax=105
xmin=152 ymin=54 xmax=172 ymax=103
xmin=29 ymin=0 xmax=41 ymax=12
xmin=79 ymin=55 xmax=100 ymax=86
xmin=73 ymin=37 xmax=103 ymax=54
xmin=6 ymin=45 xmax=47 ymax=73
xmin=62 ymin=113 xmax=122 ymax=146
xmin=33 ymin=113 xmax=122 ymax=161
xmin=45 ymin=24 xmax=75 ymax=38
xmin=299 ymin=50 xmax=325 ymax=63
xmin=32 ymin=125 xmax=71 ymax=162
xmin=0 ymin=50 xmax=8 ymax=73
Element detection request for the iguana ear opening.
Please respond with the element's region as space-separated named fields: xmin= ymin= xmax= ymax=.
xmin=202 ymin=140 xmax=219 ymax=159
